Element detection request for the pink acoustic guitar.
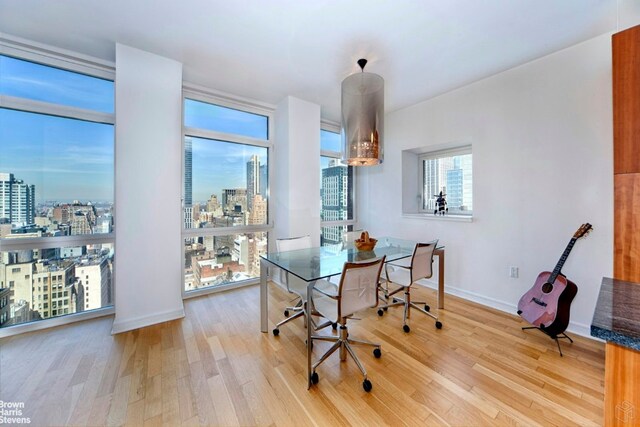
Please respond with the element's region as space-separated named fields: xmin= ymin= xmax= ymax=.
xmin=517 ymin=223 xmax=592 ymax=337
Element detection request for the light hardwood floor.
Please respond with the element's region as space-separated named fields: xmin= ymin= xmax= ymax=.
xmin=0 ymin=283 xmax=605 ymax=426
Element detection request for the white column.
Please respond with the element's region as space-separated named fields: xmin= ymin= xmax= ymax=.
xmin=273 ymin=96 xmax=321 ymax=246
xmin=112 ymin=44 xmax=184 ymax=334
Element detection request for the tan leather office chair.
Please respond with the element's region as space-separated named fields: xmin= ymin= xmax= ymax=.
xmin=310 ymin=256 xmax=385 ymax=392
xmin=378 ymin=241 xmax=442 ymax=332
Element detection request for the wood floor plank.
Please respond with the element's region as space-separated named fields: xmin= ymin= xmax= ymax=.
xmin=0 ymin=283 xmax=605 ymax=426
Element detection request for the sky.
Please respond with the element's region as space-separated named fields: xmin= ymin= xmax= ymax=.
xmin=2 ymin=54 xmax=346 ymax=206
xmin=1 ymin=55 xmax=114 ymax=204
xmin=190 ymin=137 xmax=267 ymax=203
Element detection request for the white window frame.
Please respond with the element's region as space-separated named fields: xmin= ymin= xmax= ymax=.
xmin=418 ymin=145 xmax=473 ymax=216
xmin=181 ymin=85 xmax=274 ymax=299
xmin=320 ymin=121 xmax=357 ymax=243
xmin=0 ymin=37 xmax=116 ymax=337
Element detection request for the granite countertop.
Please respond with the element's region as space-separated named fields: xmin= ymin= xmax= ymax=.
xmin=591 ymin=277 xmax=640 ymax=351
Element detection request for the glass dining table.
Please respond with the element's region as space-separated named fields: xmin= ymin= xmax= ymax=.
xmin=259 ymin=236 xmax=445 ymax=389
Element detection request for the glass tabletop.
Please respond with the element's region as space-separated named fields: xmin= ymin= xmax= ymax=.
xmin=261 ymin=236 xmax=441 ymax=282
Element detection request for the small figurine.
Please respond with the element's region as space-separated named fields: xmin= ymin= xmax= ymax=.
xmin=434 ymin=191 xmax=448 ymax=216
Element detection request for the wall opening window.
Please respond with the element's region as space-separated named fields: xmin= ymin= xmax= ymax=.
xmin=183 ymin=90 xmax=272 ymax=294
xmin=320 ymin=127 xmax=355 ymax=246
xmin=401 ymin=144 xmax=473 ymax=220
xmin=420 ymin=147 xmax=472 ymax=216
xmin=0 ymin=52 xmax=115 ymax=330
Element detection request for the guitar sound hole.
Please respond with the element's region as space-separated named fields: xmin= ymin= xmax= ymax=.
xmin=541 ymin=282 xmax=554 ymax=294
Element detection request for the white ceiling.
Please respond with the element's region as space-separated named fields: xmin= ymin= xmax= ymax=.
xmin=0 ymin=0 xmax=632 ymax=122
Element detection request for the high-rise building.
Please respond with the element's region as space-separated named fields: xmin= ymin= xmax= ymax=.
xmin=423 ymin=158 xmax=440 ymax=210
xmin=259 ymin=164 xmax=268 ymax=199
xmin=460 ymin=154 xmax=473 ymax=211
xmin=321 ymin=161 xmax=352 ymax=245
xmin=183 ymin=137 xmax=194 ymax=230
xmin=0 ymin=287 xmax=10 ymax=326
xmin=446 ymin=168 xmax=463 ymax=210
xmin=184 ymin=137 xmax=193 ymax=208
xmin=0 ymin=172 xmax=36 ymax=226
xmin=71 ymin=212 xmax=92 ymax=235
xmin=0 ymin=173 xmax=10 ymax=222
xmin=206 ymin=194 xmax=219 ymax=212
xmin=75 ymin=257 xmax=111 ymax=311
xmin=31 ymin=260 xmax=76 ymax=320
xmin=221 ymin=189 xmax=247 ymax=214
xmin=246 ymin=155 xmax=260 ymax=211
xmin=2 ymin=260 xmax=33 ymax=307
xmin=247 ymin=194 xmax=267 ymax=225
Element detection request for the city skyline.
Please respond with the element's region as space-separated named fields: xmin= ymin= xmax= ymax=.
xmin=190 ymin=136 xmax=267 ymax=203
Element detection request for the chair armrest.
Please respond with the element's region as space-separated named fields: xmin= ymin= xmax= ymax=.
xmin=312 ymin=281 xmax=338 ymax=299
xmin=387 ymin=258 xmax=412 ymax=269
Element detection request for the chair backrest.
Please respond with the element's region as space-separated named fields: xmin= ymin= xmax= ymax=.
xmin=276 ymin=235 xmax=312 ymax=252
xmin=338 ymin=256 xmax=386 ymax=319
xmin=411 ymin=241 xmax=438 ymax=281
xmin=276 ymin=235 xmax=312 ymax=294
xmin=343 ymin=229 xmax=364 ymax=245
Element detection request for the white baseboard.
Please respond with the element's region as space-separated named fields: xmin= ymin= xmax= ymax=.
xmin=111 ymin=307 xmax=185 ymax=335
xmin=416 ymin=279 xmax=597 ymax=340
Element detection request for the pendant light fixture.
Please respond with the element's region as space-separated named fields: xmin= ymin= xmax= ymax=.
xmin=341 ymin=58 xmax=384 ymax=166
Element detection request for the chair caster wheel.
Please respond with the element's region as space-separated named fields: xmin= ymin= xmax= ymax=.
xmin=311 ymin=372 xmax=319 ymax=384
xmin=284 ymin=310 xmax=290 ymax=317
xmin=377 ymin=309 xmax=384 ymax=316
xmin=403 ymin=324 xmax=410 ymax=333
xmin=332 ymin=322 xmax=338 ymax=330
xmin=435 ymin=321 xmax=443 ymax=329
xmin=393 ymin=298 xmax=399 ymax=303
xmin=273 ymin=328 xmax=279 ymax=336
xmin=363 ymin=379 xmax=372 ymax=392
xmin=424 ymin=304 xmax=430 ymax=312
xmin=373 ymin=348 xmax=382 ymax=358
xmin=384 ymin=307 xmax=388 ymax=311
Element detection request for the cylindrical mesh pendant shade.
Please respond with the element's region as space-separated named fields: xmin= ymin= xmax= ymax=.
xmin=341 ymin=71 xmax=384 ymax=166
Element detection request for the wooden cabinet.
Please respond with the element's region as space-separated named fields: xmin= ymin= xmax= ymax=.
xmin=609 ymin=24 xmax=640 ymax=427
xmin=613 ymin=25 xmax=640 ymax=174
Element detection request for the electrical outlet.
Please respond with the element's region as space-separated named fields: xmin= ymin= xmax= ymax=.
xmin=509 ymin=266 xmax=519 ymax=278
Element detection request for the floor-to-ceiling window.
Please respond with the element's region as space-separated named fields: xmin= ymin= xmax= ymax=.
xmin=320 ymin=126 xmax=355 ymax=246
xmin=182 ymin=91 xmax=273 ymax=294
xmin=0 ymin=50 xmax=115 ymax=330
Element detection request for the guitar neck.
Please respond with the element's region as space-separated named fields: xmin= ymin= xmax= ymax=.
xmin=549 ymin=238 xmax=576 ymax=283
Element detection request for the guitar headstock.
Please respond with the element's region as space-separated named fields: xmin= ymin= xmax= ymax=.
xmin=573 ymin=223 xmax=593 ymax=239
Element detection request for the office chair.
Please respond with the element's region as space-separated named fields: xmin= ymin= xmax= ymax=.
xmin=342 ymin=229 xmax=364 ymax=249
xmin=273 ymin=236 xmax=335 ymax=336
xmin=377 ymin=241 xmax=442 ymax=332
xmin=309 ymin=256 xmax=386 ymax=392
xmin=326 ymin=228 xmax=364 ymax=286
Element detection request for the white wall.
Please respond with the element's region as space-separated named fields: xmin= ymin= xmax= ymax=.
xmin=359 ymin=33 xmax=615 ymax=336
xmin=274 ymin=96 xmax=321 ymax=246
xmin=112 ymin=44 xmax=184 ymax=334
